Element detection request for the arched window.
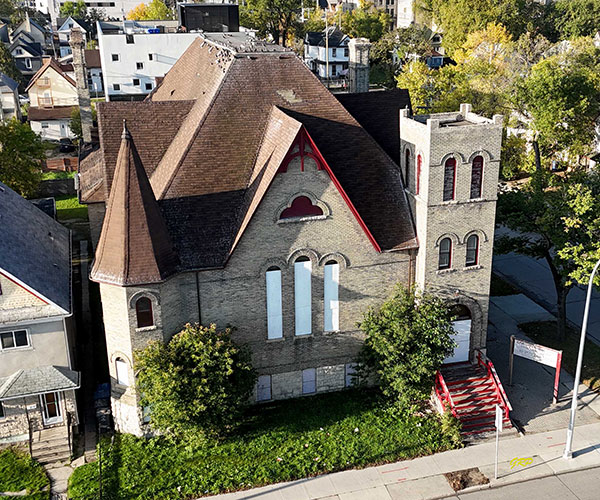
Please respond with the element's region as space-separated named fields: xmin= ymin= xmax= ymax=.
xmin=416 ymin=154 xmax=422 ymax=195
xmin=294 ymin=256 xmax=312 ymax=335
xmin=266 ymin=266 xmax=283 ymax=339
xmin=280 ymin=196 xmax=323 ymax=219
xmin=466 ymin=234 xmax=479 ymax=267
xmin=405 ymin=149 xmax=410 ymax=188
xmin=115 ymin=357 xmax=129 ymax=386
xmin=324 ymin=260 xmax=339 ymax=332
xmin=443 ymin=158 xmax=456 ymax=201
xmin=135 ymin=297 xmax=153 ymax=328
xmin=470 ymin=156 xmax=483 ymax=199
xmin=438 ymin=238 xmax=452 ymax=270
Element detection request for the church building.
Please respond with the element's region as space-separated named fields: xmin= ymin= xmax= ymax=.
xmin=79 ymin=33 xmax=503 ymax=436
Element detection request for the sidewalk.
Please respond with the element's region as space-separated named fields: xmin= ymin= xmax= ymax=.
xmin=208 ymin=422 xmax=600 ymax=500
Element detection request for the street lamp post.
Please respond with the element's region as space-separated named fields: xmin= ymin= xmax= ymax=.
xmin=563 ymin=257 xmax=600 ymax=459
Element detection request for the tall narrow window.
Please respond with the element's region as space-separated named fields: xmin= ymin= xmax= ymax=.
xmin=466 ymin=234 xmax=479 ymax=267
xmin=324 ymin=260 xmax=339 ymax=332
xmin=416 ymin=154 xmax=422 ymax=195
xmin=294 ymin=257 xmax=312 ymax=335
xmin=257 ymin=375 xmax=272 ymax=401
xmin=438 ymin=238 xmax=452 ymax=270
xmin=266 ymin=267 xmax=283 ymax=339
xmin=115 ymin=358 xmax=129 ymax=386
xmin=470 ymin=155 xmax=483 ymax=199
xmin=443 ymin=158 xmax=456 ymax=201
xmin=302 ymin=368 xmax=316 ymax=394
xmin=0 ymin=401 xmax=5 ymax=419
xmin=405 ymin=149 xmax=410 ymax=188
xmin=135 ymin=297 xmax=153 ymax=328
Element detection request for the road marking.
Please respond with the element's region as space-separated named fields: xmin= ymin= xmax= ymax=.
xmin=381 ymin=467 xmax=409 ymax=474
xmin=548 ymin=442 xmax=566 ymax=448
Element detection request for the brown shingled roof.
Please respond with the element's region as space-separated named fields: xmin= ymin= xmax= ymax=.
xmin=28 ymin=106 xmax=75 ymax=121
xmin=90 ymin=122 xmax=179 ymax=286
xmin=84 ymin=36 xmax=418 ymax=284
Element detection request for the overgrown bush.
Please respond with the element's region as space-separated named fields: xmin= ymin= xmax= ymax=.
xmin=358 ymin=286 xmax=456 ymax=407
xmin=136 ymin=323 xmax=256 ymax=437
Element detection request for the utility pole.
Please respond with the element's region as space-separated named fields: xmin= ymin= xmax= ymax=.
xmin=325 ymin=14 xmax=329 ymax=88
xmin=563 ymin=257 xmax=600 ymax=459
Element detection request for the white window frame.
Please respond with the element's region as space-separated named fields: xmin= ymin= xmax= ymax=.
xmin=266 ymin=268 xmax=283 ymax=339
xmin=324 ymin=261 xmax=339 ymax=332
xmin=294 ymin=259 xmax=312 ymax=335
xmin=25 ymin=58 xmax=31 ymax=69
xmin=115 ymin=358 xmax=129 ymax=386
xmin=0 ymin=329 xmax=31 ymax=351
xmin=257 ymin=374 xmax=272 ymax=401
xmin=302 ymin=368 xmax=316 ymax=394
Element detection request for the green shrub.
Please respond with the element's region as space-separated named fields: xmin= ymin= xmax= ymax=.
xmin=0 ymin=448 xmax=49 ymax=498
xmin=358 ymin=286 xmax=456 ymax=407
xmin=136 ymin=323 xmax=256 ymax=437
xmin=440 ymin=407 xmax=463 ymax=448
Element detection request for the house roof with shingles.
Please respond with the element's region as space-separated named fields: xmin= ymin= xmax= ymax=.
xmin=0 ymin=72 xmax=18 ymax=92
xmin=25 ymin=57 xmax=76 ymax=92
xmin=82 ymin=34 xmax=417 ymax=285
xmin=28 ymin=105 xmax=76 ymax=121
xmin=0 ymin=182 xmax=71 ymax=315
xmin=0 ymin=366 xmax=79 ymax=400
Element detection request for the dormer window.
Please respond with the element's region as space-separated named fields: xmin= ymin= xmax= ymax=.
xmin=280 ymin=196 xmax=323 ymax=220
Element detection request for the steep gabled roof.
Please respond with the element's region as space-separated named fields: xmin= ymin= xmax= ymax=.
xmin=90 ymin=122 xmax=179 ymax=286
xmin=84 ymin=35 xmax=418 ymax=284
xmin=0 ymin=72 xmax=18 ymax=91
xmin=25 ymin=57 xmax=76 ymax=92
xmin=0 ymin=182 xmax=71 ymax=315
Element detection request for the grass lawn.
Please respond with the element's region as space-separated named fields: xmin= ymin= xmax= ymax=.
xmin=69 ymin=389 xmax=461 ymax=499
xmin=0 ymin=448 xmax=50 ymax=499
xmin=41 ymin=171 xmax=76 ymax=181
xmin=489 ymin=273 xmax=521 ymax=296
xmin=519 ymin=321 xmax=600 ymax=392
xmin=55 ymin=195 xmax=88 ymax=221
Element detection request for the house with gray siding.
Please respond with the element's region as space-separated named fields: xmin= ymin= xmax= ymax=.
xmin=0 ymin=182 xmax=79 ymax=463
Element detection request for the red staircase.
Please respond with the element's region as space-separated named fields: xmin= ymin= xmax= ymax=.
xmin=434 ymin=350 xmax=512 ymax=436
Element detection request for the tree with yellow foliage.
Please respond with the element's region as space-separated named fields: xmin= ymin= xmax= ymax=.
xmin=126 ymin=0 xmax=171 ymax=21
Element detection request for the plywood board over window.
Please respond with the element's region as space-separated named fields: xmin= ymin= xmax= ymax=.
xmin=266 ymin=268 xmax=283 ymax=339
xmin=324 ymin=261 xmax=339 ymax=331
xmin=294 ymin=258 xmax=312 ymax=335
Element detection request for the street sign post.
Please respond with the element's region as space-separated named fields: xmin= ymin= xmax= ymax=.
xmin=509 ymin=336 xmax=563 ymax=404
xmin=495 ymin=404 xmax=503 ymax=480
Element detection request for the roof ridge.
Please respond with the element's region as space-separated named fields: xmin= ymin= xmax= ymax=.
xmin=0 ymin=369 xmax=23 ymax=398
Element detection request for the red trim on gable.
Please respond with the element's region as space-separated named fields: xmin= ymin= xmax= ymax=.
xmin=0 ymin=271 xmax=49 ymax=305
xmin=301 ymin=128 xmax=382 ymax=253
xmin=278 ymin=129 xmax=325 ymax=173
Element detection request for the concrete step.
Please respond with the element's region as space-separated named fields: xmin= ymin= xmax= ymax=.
xmin=33 ymin=445 xmax=72 ymax=465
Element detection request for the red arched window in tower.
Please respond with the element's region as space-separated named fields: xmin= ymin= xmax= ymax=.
xmin=405 ymin=149 xmax=410 ymax=188
xmin=135 ymin=297 xmax=153 ymax=328
xmin=280 ymin=196 xmax=324 ymax=219
xmin=416 ymin=154 xmax=422 ymax=195
xmin=470 ymin=155 xmax=483 ymax=199
xmin=443 ymin=158 xmax=456 ymax=201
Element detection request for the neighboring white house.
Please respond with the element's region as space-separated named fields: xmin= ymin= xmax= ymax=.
xmin=396 ymin=0 xmax=415 ymax=28
xmin=303 ymin=27 xmax=350 ymax=79
xmin=97 ymin=20 xmax=203 ymax=101
xmin=26 ymin=58 xmax=78 ymax=140
xmin=0 ymin=72 xmax=21 ymax=122
xmin=57 ymin=17 xmax=89 ymax=58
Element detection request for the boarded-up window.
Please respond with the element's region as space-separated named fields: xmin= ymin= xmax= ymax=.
xmin=439 ymin=238 xmax=452 ymax=270
xmin=115 ymin=358 xmax=129 ymax=386
xmin=470 ymin=155 xmax=483 ymax=198
xmin=466 ymin=234 xmax=479 ymax=266
xmin=443 ymin=158 xmax=456 ymax=201
xmin=302 ymin=368 xmax=316 ymax=394
xmin=257 ymin=375 xmax=272 ymax=401
xmin=266 ymin=268 xmax=283 ymax=339
xmin=345 ymin=363 xmax=357 ymax=387
xmin=324 ymin=261 xmax=339 ymax=331
xmin=294 ymin=257 xmax=312 ymax=335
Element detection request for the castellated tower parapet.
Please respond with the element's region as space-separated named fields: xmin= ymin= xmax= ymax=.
xmin=400 ymin=104 xmax=503 ymax=361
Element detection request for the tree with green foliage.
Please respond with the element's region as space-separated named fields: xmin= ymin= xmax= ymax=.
xmin=0 ymin=119 xmax=44 ymax=198
xmin=126 ymin=0 xmax=172 ymax=20
xmin=69 ymin=107 xmax=97 ymax=141
xmin=358 ymin=286 xmax=455 ymax=407
xmin=497 ymin=170 xmax=600 ymax=340
xmin=514 ymin=45 xmax=600 ymax=171
xmin=550 ymin=0 xmax=600 ymax=41
xmin=240 ymin=0 xmax=301 ymax=46
xmin=500 ymin=132 xmax=529 ymax=180
xmin=59 ymin=0 xmax=87 ymax=18
xmin=0 ymin=0 xmax=14 ymax=19
xmin=135 ymin=323 xmax=256 ymax=437
xmin=341 ymin=1 xmax=391 ymax=43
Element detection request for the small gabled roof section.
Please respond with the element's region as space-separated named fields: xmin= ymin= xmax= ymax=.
xmin=0 ymin=366 xmax=80 ymax=400
xmin=25 ymin=57 xmax=76 ymax=92
xmin=0 ymin=72 xmax=18 ymax=92
xmin=0 ymin=182 xmax=71 ymax=315
xmin=91 ymin=121 xmax=179 ymax=286
xmin=57 ymin=16 xmax=89 ymax=33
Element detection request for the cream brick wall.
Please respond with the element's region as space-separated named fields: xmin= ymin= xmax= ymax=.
xmin=0 ymin=275 xmax=46 ymax=310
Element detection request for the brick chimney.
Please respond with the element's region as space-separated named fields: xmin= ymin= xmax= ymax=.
xmin=69 ymin=28 xmax=92 ymax=144
xmin=348 ymin=38 xmax=371 ymax=94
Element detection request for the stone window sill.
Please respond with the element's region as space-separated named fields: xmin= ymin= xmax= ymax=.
xmin=136 ymin=325 xmax=158 ymax=333
xmin=436 ymin=268 xmax=456 ymax=275
xmin=463 ymin=265 xmax=483 ymax=271
xmin=294 ymin=333 xmax=314 ymax=339
xmin=266 ymin=337 xmax=285 ymax=343
xmin=277 ymin=215 xmax=328 ymax=224
xmin=0 ymin=346 xmax=33 ymax=354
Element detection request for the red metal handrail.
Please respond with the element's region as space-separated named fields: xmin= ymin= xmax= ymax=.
xmin=434 ymin=370 xmax=458 ymax=417
xmin=476 ymin=350 xmax=512 ymax=419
